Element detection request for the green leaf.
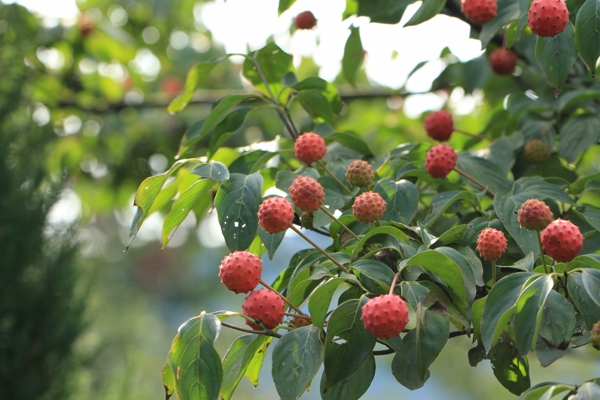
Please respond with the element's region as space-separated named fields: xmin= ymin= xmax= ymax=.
xmin=391 ymin=330 xmax=430 ymax=390
xmin=342 ymin=26 xmax=364 ymax=85
xmin=215 ymin=173 xmax=263 ymax=252
xmin=472 ymin=296 xmax=486 ymax=340
xmin=535 ymin=24 xmax=578 ymax=92
xmin=456 ymin=154 xmax=512 ymax=194
xmin=295 ymin=90 xmax=334 ymax=123
xmin=356 ymin=0 xmax=415 ymax=24
xmin=481 ymin=272 xmax=536 ymax=352
xmin=167 ymin=58 xmax=225 ymax=114
xmin=512 ymin=275 xmax=554 ymax=356
xmin=479 ymin=0 xmax=529 ymax=48
xmin=177 ymin=94 xmax=259 ymax=158
xmin=400 ymin=281 xmax=430 ymax=310
xmin=435 ymin=247 xmax=477 ymax=306
xmin=558 ymin=114 xmax=600 ymax=163
xmin=402 ymin=250 xmax=468 ymax=308
xmin=228 ymin=150 xmax=278 ymax=175
xmin=373 ymin=178 xmax=419 ymax=224
xmin=491 ymin=332 xmax=530 ymax=395
xmin=518 ymin=383 xmax=575 ymax=400
xmin=571 ymin=382 xmax=600 ymax=399
xmin=191 ymin=161 xmax=230 ymax=182
xmin=320 ymin=353 xmax=375 ymax=400
xmin=208 ymin=108 xmax=252 ymax=158
xmin=258 ymin=226 xmax=285 ymax=260
xmin=244 ymin=335 xmax=274 ymax=386
xmin=404 ymin=0 xmax=445 ymax=26
xmin=537 ymin=291 xmax=575 ymax=355
xmin=293 ymin=77 xmax=342 ymax=114
xmin=567 ymin=269 xmax=600 ymax=330
xmin=278 ymin=0 xmax=296 ymax=14
xmin=220 ymin=335 xmax=254 ymax=400
xmin=167 ymin=312 xmax=223 ymax=400
xmin=162 ymin=179 xmax=214 ymax=248
xmin=415 ymin=301 xmax=450 ymax=380
xmin=308 ymin=278 xmax=348 ymax=328
xmin=272 ymin=326 xmax=323 ymax=400
xmin=162 ymin=362 xmax=176 ymax=399
xmin=326 ymin=132 xmax=372 ymax=156
xmin=351 ymin=259 xmax=396 ymax=291
xmin=352 ymin=225 xmax=409 ymax=257
xmin=422 ymin=190 xmax=479 ymax=227
xmin=575 ymin=0 xmax=600 ymax=74
xmin=323 ymin=298 xmax=376 ymax=389
xmin=243 ymin=43 xmax=294 ymax=100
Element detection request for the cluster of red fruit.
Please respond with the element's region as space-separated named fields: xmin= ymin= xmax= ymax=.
xmin=474 ymin=199 xmax=583 ymax=266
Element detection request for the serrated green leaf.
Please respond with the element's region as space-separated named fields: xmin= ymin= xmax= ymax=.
xmin=481 ymin=272 xmax=536 ymax=352
xmin=320 ymin=353 xmax=375 ymax=400
xmin=575 ymin=0 xmax=600 ymax=74
xmin=535 ymin=24 xmax=578 ymax=92
xmin=323 ymin=298 xmax=376 ymax=389
xmin=167 ymin=312 xmax=222 ymax=400
xmin=272 ymin=326 xmax=323 ymax=400
xmin=404 ymin=0 xmax=445 ymax=26
xmin=558 ymin=114 xmax=600 ymax=163
xmin=215 ymin=173 xmax=263 ymax=251
xmin=167 ymin=58 xmax=225 ymax=114
xmin=342 ymin=26 xmax=364 ymax=85
xmin=373 ymin=178 xmax=419 ymax=224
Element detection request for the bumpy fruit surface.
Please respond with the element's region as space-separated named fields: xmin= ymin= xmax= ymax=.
xmin=424 ymin=110 xmax=454 ymax=141
xmin=289 ymin=176 xmax=325 ymax=213
xmin=258 ymin=196 xmax=295 ymax=234
xmin=352 ymin=191 xmax=386 ymax=223
xmin=361 ymin=294 xmax=409 ymax=339
xmin=518 ymin=199 xmax=553 ymax=231
xmin=461 ymin=0 xmax=498 ymax=24
xmin=294 ymin=11 xmax=317 ymax=30
xmin=290 ymin=317 xmax=310 ymax=328
xmin=524 ymin=139 xmax=550 ymax=164
xmin=541 ymin=219 xmax=584 ymax=262
xmin=294 ymin=132 xmax=327 ymax=164
xmin=476 ymin=228 xmax=507 ymax=261
xmin=528 ymin=0 xmax=569 ymax=37
xmin=219 ymin=250 xmax=262 ymax=294
xmin=489 ymin=49 xmax=518 ymax=75
xmin=425 ymin=144 xmax=457 ymax=179
xmin=345 ymin=160 xmax=375 ymax=188
xmin=242 ymin=289 xmax=285 ymax=330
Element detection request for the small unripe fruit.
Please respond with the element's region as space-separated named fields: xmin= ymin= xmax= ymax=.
xmin=528 ymin=0 xmax=569 ymax=38
xmin=242 ymin=289 xmax=285 ymax=330
xmin=352 ymin=191 xmax=386 ymax=223
xmin=425 ymin=144 xmax=457 ymax=179
xmin=461 ymin=0 xmax=498 ymax=24
xmin=489 ymin=48 xmax=518 ymax=75
xmin=476 ymin=228 xmax=507 ymax=261
xmin=219 ymin=250 xmax=262 ymax=294
xmin=524 ymin=139 xmax=550 ymax=164
xmin=541 ymin=219 xmax=584 ymax=262
xmin=294 ymin=132 xmax=327 ymax=164
xmin=361 ymin=294 xmax=409 ymax=339
xmin=424 ymin=110 xmax=454 ymax=142
xmin=289 ymin=176 xmax=325 ymax=213
xmin=517 ymin=199 xmax=553 ymax=231
xmin=294 ymin=11 xmax=317 ymax=30
xmin=258 ymin=196 xmax=295 ymax=234
xmin=345 ymin=160 xmax=375 ymax=188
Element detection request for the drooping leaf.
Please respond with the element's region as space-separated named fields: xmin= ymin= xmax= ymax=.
xmin=390 ymin=330 xmax=430 ymax=390
xmin=215 ymin=173 xmax=263 ymax=251
xmin=342 ymin=26 xmax=364 ymax=85
xmin=220 ymin=335 xmax=255 ymax=400
xmin=575 ymin=0 xmax=600 ymax=74
xmin=567 ymin=269 xmax=600 ymax=330
xmin=167 ymin=312 xmax=223 ymax=400
xmin=320 ymin=353 xmax=375 ymax=400
xmin=257 ymin=226 xmax=285 ymax=260
xmin=404 ymin=0 xmax=445 ymax=26
xmin=323 ymin=298 xmax=376 ymax=389
xmin=535 ymin=24 xmax=578 ymax=92
xmin=415 ymin=301 xmax=450 ymax=380
xmin=167 ymin=57 xmax=225 ymax=114
xmin=491 ymin=332 xmax=530 ymax=395
xmin=272 ymin=326 xmax=323 ymax=400
xmin=243 ymin=335 xmax=273 ymax=386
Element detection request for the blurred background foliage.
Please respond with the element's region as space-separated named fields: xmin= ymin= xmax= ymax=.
xmin=1 ymin=0 xmax=598 ymax=399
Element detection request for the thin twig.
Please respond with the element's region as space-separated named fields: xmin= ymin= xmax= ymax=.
xmin=453 ymin=167 xmax=495 ymax=198
xmin=317 ymin=160 xmax=352 ymax=194
xmin=290 ymin=225 xmax=349 ymax=273
xmin=319 ymin=205 xmax=360 ymax=242
xmin=454 ymin=127 xmax=494 ymax=141
xmin=221 ymin=321 xmax=282 ymax=338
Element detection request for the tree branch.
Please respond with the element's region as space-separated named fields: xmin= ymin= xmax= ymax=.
xmin=221 ymin=321 xmax=282 ymax=338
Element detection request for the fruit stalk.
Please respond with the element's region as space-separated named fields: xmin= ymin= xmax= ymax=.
xmin=536 ymin=230 xmax=550 ymax=274
xmin=492 ymin=260 xmax=497 ymax=285
xmin=290 ymin=225 xmax=349 ymax=273
xmin=453 ymin=167 xmax=495 ymax=197
xmin=260 ymin=279 xmax=306 ymax=316
xmin=319 ymin=205 xmax=360 ymax=242
xmin=221 ymin=320 xmax=282 ymax=338
xmin=389 ymin=272 xmax=400 ymax=295
xmin=317 ymin=160 xmax=352 ymax=194
xmin=454 ymin=127 xmax=494 ymax=141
